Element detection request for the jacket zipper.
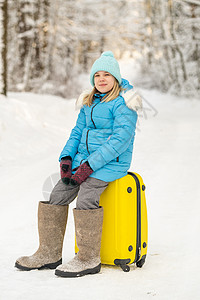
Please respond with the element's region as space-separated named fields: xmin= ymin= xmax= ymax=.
xmin=91 ymin=96 xmax=101 ymax=129
xmin=86 ymin=96 xmax=101 ymax=155
xmin=128 ymin=171 xmax=141 ymax=263
xmin=86 ymin=129 xmax=90 ymax=154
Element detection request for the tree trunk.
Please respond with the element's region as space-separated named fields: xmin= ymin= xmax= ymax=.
xmin=168 ymin=0 xmax=187 ymax=83
xmin=145 ymin=0 xmax=153 ymax=66
xmin=191 ymin=3 xmax=200 ymax=90
xmin=16 ymin=1 xmax=32 ymax=70
xmin=0 ymin=0 xmax=7 ymax=96
xmin=33 ymin=0 xmax=42 ymax=76
xmin=44 ymin=0 xmax=58 ymax=81
xmin=158 ymin=1 xmax=174 ymax=85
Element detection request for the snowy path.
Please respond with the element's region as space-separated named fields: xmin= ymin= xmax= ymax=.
xmin=0 ymin=91 xmax=200 ymax=300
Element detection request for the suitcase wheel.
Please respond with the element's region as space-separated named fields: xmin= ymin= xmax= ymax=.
xmin=120 ymin=264 xmax=130 ymax=272
xmin=114 ymin=259 xmax=131 ymax=272
xmin=136 ymin=255 xmax=146 ymax=268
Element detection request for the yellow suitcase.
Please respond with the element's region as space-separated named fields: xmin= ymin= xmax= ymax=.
xmin=75 ymin=172 xmax=148 ymax=272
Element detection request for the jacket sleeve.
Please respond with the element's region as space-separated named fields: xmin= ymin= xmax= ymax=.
xmin=59 ymin=107 xmax=86 ymax=161
xmin=87 ymin=99 xmax=138 ymax=171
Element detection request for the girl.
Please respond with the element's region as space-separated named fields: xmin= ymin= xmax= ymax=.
xmin=15 ymin=51 xmax=142 ymax=278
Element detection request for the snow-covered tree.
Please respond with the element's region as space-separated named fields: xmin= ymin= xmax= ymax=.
xmin=8 ymin=0 xmax=50 ymax=92
xmin=133 ymin=0 xmax=200 ymax=97
xmin=5 ymin=0 xmax=200 ymax=98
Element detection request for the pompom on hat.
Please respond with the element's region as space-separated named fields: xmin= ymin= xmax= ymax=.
xmin=90 ymin=51 xmax=122 ymax=86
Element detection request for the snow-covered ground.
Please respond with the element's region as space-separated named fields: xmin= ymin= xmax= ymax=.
xmin=0 ymin=88 xmax=200 ymax=300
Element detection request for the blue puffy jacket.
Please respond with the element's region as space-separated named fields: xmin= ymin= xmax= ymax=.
xmin=59 ymin=79 xmax=141 ymax=182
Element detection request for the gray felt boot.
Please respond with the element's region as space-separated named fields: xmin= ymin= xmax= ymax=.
xmin=15 ymin=201 xmax=68 ymax=271
xmin=55 ymin=207 xmax=103 ymax=278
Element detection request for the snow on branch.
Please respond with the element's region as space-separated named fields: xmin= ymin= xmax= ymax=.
xmin=182 ymin=0 xmax=200 ymax=6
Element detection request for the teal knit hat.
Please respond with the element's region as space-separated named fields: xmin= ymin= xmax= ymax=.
xmin=90 ymin=51 xmax=122 ymax=86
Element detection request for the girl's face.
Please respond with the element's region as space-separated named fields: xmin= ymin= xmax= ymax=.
xmin=94 ymin=71 xmax=115 ymax=93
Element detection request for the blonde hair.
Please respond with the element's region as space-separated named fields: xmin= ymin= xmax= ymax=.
xmin=83 ymin=79 xmax=123 ymax=107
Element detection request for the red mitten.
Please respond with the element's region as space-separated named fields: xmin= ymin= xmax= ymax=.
xmin=70 ymin=161 xmax=93 ymax=185
xmin=60 ymin=156 xmax=72 ymax=185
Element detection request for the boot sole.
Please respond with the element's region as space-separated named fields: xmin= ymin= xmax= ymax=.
xmin=15 ymin=258 xmax=62 ymax=271
xmin=55 ymin=263 xmax=101 ymax=278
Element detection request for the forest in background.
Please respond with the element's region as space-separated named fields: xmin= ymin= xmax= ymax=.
xmin=0 ymin=0 xmax=200 ymax=98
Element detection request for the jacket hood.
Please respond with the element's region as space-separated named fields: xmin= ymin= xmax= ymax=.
xmin=76 ymin=78 xmax=142 ymax=111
